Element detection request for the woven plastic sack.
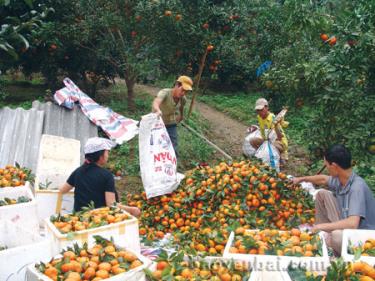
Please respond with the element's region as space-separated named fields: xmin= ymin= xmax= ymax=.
xmin=243 ymin=126 xmax=277 ymax=157
xmin=139 ymin=113 xmax=184 ymax=199
xmin=255 ymin=140 xmax=280 ymax=171
xmin=243 ymin=129 xmax=261 ymax=157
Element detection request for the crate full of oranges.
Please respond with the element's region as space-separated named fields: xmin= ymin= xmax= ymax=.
xmin=223 ymin=228 xmax=329 ymax=272
xmin=45 ymin=205 xmax=140 ymax=255
xmin=27 ymin=236 xmax=151 ymax=281
xmin=342 ymin=229 xmax=375 ymax=266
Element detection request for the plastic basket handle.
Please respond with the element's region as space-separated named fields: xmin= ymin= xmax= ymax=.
xmin=56 ymin=192 xmax=63 ymax=213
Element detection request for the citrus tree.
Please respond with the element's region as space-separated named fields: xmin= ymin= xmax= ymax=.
xmin=0 ymin=0 xmax=51 ymax=69
xmin=258 ymin=0 xmax=375 ymax=185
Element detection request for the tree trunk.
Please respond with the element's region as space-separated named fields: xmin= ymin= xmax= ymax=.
xmin=125 ymin=76 xmax=136 ymax=112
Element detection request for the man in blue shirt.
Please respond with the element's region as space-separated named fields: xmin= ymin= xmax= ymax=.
xmin=293 ymin=144 xmax=375 ymax=255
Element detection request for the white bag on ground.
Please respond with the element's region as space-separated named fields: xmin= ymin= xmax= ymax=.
xmin=243 ymin=126 xmax=277 ymax=158
xmin=255 ymin=140 xmax=280 ymax=171
xmin=243 ymin=129 xmax=261 ymax=157
xmin=139 ymin=113 xmax=184 ymax=199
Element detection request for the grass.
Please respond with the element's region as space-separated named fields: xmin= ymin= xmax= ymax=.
xmin=197 ymin=89 xmax=314 ymax=147
xmin=198 ymin=90 xmax=262 ymax=124
xmin=1 ymin=73 xmax=47 ymax=107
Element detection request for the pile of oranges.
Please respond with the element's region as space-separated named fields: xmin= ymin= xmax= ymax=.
xmin=0 ymin=164 xmax=30 ymax=187
xmin=127 ymin=160 xmax=315 ymax=256
xmin=36 ymin=236 xmax=143 ymax=281
xmin=149 ymin=251 xmax=251 ymax=281
xmin=228 ymin=228 xmax=322 ymax=257
xmin=50 ymin=206 xmax=131 ymax=234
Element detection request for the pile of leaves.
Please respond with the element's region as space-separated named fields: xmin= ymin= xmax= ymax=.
xmin=127 ymin=160 xmax=315 ymax=255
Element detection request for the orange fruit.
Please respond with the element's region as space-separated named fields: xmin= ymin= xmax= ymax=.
xmin=44 ymin=267 xmax=58 ymax=278
xmin=153 ymin=270 xmax=162 ymax=279
xmin=61 ymin=262 xmax=74 ymax=273
xmin=329 ymin=36 xmax=337 ymax=46
xmin=96 ymin=269 xmax=109 ymax=279
xmin=130 ymin=260 xmax=143 ymax=269
xmin=304 ymin=250 xmax=314 ymax=257
xmin=181 ymin=268 xmax=193 ymax=279
xmin=98 ymin=262 xmax=112 ymax=271
xmin=104 ymin=245 xmax=116 ymax=254
xmin=84 ymin=267 xmax=96 ymax=280
xmin=320 ymin=33 xmax=329 ymax=41
xmin=66 ymin=272 xmax=81 ymax=280
xmin=300 ymin=232 xmax=311 ymax=241
xmin=220 ymin=273 xmax=232 ymax=281
xmin=112 ymin=266 xmax=126 ymax=274
xmin=207 ymin=45 xmax=214 ymax=52
xmin=122 ymin=251 xmax=138 ymax=262
xmin=63 ymin=251 xmax=76 ymax=260
xmin=156 ymin=261 xmax=169 ymax=271
xmin=290 ymin=228 xmax=301 ymax=237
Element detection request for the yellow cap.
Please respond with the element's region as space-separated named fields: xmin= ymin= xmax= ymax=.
xmin=177 ymin=75 xmax=193 ymax=91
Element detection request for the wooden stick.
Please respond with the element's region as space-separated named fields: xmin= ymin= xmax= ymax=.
xmin=181 ymin=121 xmax=233 ymax=160
xmin=316 ymin=165 xmax=326 ymax=175
xmin=187 ymin=48 xmax=209 ymax=119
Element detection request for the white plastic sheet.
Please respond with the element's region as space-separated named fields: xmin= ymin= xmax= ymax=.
xmin=139 ymin=113 xmax=184 ymax=199
xmin=243 ymin=126 xmax=277 ymax=158
xmin=243 ymin=129 xmax=261 ymax=157
xmin=255 ymin=140 xmax=280 ymax=171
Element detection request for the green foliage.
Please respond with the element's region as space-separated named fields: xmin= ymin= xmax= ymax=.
xmin=2 ymin=0 xmax=374 ymax=191
xmin=258 ymin=0 xmax=375 ymax=191
xmin=0 ymin=0 xmax=53 ymax=67
xmin=198 ymin=91 xmax=262 ymax=123
xmin=177 ymin=100 xmax=215 ymax=169
xmin=0 ymin=76 xmax=6 ymax=104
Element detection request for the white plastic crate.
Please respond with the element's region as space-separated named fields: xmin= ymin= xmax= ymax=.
xmin=35 ymin=189 xmax=74 ymax=224
xmin=33 ymin=135 xmax=80 ymax=224
xmin=45 ymin=210 xmax=140 ymax=255
xmin=342 ymin=229 xmax=375 ymax=266
xmin=34 ymin=134 xmax=80 ymax=190
xmin=0 ymin=220 xmax=51 ymax=281
xmin=223 ymin=231 xmax=330 ymax=272
xmin=26 ymin=244 xmax=152 ymax=281
xmin=0 ymin=185 xmax=39 ymax=233
xmin=251 ymin=270 xmax=292 ymax=281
